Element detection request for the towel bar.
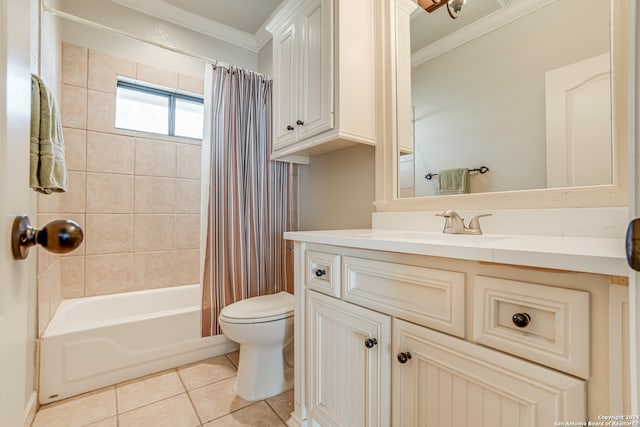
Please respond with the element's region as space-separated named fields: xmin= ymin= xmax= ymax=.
xmin=425 ymin=166 xmax=489 ymax=180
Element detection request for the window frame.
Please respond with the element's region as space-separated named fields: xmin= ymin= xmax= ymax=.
xmin=115 ymin=80 xmax=204 ymax=139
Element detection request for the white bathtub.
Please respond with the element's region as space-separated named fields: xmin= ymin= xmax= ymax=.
xmin=39 ymin=285 xmax=238 ymax=404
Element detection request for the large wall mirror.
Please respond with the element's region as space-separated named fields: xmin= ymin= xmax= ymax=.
xmin=389 ymin=0 xmax=628 ymax=210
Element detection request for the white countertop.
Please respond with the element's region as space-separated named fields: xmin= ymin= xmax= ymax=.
xmin=284 ymin=229 xmax=629 ymax=276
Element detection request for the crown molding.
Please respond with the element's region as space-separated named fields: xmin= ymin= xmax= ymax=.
xmin=412 ymin=0 xmax=556 ymax=67
xmin=110 ymin=0 xmax=262 ymax=52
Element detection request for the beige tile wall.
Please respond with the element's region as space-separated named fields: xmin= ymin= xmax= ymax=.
xmin=37 ymin=42 xmax=205 ymax=333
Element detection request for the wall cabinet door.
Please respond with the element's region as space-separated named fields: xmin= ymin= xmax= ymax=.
xmin=296 ymin=0 xmax=333 ymax=141
xmin=271 ymin=0 xmax=333 ymax=152
xmin=392 ymin=319 xmax=586 ymax=427
xmin=272 ymin=18 xmax=298 ymax=150
xmin=307 ymin=290 xmax=391 ymax=427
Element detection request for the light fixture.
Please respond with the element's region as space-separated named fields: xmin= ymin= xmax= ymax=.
xmin=418 ymin=0 xmax=468 ymax=19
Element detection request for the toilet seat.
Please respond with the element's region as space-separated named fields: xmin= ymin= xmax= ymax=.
xmin=219 ymin=291 xmax=294 ymax=324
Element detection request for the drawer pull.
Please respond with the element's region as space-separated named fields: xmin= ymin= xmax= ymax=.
xmin=286 ymin=125 xmax=294 ymax=131
xmin=397 ymin=352 xmax=412 ymax=364
xmin=512 ymin=312 xmax=531 ymax=328
xmin=314 ymin=269 xmax=327 ymax=277
xmin=364 ymin=338 xmax=378 ymax=349
xmin=296 ymin=119 xmax=304 ymax=126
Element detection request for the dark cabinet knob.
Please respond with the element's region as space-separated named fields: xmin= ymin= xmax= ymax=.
xmin=286 ymin=125 xmax=294 ymax=131
xmin=314 ymin=269 xmax=326 ymax=277
xmin=364 ymin=338 xmax=377 ymax=349
xmin=512 ymin=312 xmax=531 ymax=328
xmin=296 ymin=120 xmax=304 ymax=125
xmin=397 ymin=352 xmax=412 ymax=364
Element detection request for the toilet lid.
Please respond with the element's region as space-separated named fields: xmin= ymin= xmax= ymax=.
xmin=219 ymin=291 xmax=294 ymax=324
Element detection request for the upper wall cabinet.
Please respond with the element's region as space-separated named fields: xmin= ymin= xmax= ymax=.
xmin=267 ymin=0 xmax=380 ymax=162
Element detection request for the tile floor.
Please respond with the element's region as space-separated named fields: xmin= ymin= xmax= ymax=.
xmin=32 ymin=351 xmax=293 ymax=427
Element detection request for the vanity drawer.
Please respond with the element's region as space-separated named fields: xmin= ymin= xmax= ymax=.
xmin=473 ymin=275 xmax=590 ymax=379
xmin=306 ymin=251 xmax=341 ymax=298
xmin=343 ymin=256 xmax=465 ymax=337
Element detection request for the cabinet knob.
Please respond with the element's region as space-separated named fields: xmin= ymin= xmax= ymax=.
xmin=512 ymin=312 xmax=531 ymax=328
xmin=296 ymin=120 xmax=304 ymax=126
xmin=286 ymin=125 xmax=294 ymax=131
xmin=364 ymin=338 xmax=378 ymax=349
xmin=397 ymin=352 xmax=412 ymax=364
xmin=314 ymin=269 xmax=326 ymax=277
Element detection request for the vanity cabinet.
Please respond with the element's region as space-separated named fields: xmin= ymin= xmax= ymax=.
xmin=307 ymin=291 xmax=391 ymax=426
xmin=266 ymin=0 xmax=378 ymax=161
xmin=291 ymin=243 xmax=605 ymax=427
xmin=393 ymin=320 xmax=585 ymax=427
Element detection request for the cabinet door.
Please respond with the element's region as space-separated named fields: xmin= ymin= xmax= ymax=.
xmin=307 ymin=291 xmax=391 ymax=427
xmin=272 ymin=18 xmax=298 ymax=150
xmin=296 ymin=0 xmax=333 ymax=141
xmin=392 ymin=319 xmax=586 ymax=427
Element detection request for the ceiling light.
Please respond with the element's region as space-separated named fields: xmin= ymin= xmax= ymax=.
xmin=418 ymin=0 xmax=468 ymax=19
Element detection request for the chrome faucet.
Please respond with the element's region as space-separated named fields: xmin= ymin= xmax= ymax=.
xmin=436 ymin=210 xmax=492 ymax=235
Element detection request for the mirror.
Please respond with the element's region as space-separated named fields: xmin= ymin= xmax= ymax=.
xmin=397 ymin=0 xmax=613 ymax=199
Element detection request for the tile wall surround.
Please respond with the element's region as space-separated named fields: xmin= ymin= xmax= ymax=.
xmin=37 ymin=42 xmax=205 ymax=334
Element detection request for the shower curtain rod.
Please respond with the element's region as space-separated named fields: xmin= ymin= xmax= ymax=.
xmin=41 ymin=1 xmax=269 ymax=78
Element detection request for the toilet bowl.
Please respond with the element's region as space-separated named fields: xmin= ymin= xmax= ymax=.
xmin=218 ymin=291 xmax=294 ymax=401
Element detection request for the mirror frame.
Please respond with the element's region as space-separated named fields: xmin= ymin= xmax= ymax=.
xmin=374 ymin=0 xmax=629 ymax=212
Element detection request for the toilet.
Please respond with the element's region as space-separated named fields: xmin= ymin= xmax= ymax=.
xmin=218 ymin=291 xmax=294 ymax=401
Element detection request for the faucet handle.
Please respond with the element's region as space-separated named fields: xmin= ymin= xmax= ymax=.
xmin=435 ymin=209 xmax=461 ymax=218
xmin=468 ymin=213 xmax=492 ymax=232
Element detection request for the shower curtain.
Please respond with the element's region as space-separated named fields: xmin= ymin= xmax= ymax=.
xmin=201 ymin=64 xmax=292 ymax=336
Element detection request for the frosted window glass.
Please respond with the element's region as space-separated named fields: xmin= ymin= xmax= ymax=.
xmin=175 ymin=98 xmax=204 ymax=139
xmin=115 ymin=86 xmax=169 ymax=134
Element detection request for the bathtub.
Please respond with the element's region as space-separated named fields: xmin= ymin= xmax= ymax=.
xmin=39 ymin=285 xmax=238 ymax=404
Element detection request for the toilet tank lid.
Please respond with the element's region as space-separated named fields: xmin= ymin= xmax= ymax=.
xmin=220 ymin=291 xmax=294 ymax=320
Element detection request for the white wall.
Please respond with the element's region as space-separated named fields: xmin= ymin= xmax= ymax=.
xmin=298 ymin=144 xmax=375 ymax=230
xmin=258 ymin=40 xmax=273 ymax=77
xmin=411 ymin=0 xmax=609 ymax=196
xmin=57 ymin=0 xmax=259 ymax=74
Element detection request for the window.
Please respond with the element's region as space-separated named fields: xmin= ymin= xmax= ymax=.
xmin=115 ymin=80 xmax=204 ymax=139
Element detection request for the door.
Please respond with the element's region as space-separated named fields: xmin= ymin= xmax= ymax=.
xmin=307 ymin=290 xmax=391 ymax=427
xmin=392 ymin=319 xmax=586 ymax=427
xmin=545 ymin=53 xmax=612 ymax=188
xmin=0 ymin=0 xmax=35 ymax=426
xmin=627 ymin=1 xmax=640 ymax=415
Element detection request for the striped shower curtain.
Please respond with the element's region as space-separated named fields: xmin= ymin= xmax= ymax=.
xmin=201 ymin=64 xmax=292 ymax=336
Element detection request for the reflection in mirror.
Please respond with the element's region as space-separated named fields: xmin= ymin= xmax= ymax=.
xmin=398 ymin=0 xmax=611 ymax=198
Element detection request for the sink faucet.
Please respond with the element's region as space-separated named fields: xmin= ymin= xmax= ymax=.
xmin=436 ymin=210 xmax=492 ymax=235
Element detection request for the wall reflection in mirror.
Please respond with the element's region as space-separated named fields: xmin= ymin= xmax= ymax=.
xmin=398 ymin=0 xmax=612 ymax=198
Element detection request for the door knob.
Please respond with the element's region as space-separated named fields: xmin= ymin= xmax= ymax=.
xmin=626 ymin=218 xmax=640 ymax=271
xmin=296 ymin=120 xmax=304 ymax=126
xmin=286 ymin=125 xmax=294 ymax=131
xmin=314 ymin=269 xmax=326 ymax=277
xmin=11 ymin=215 xmax=84 ymax=260
xmin=364 ymin=338 xmax=377 ymax=348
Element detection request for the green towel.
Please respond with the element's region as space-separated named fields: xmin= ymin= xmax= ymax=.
xmin=30 ymin=74 xmax=68 ymax=194
xmin=438 ymin=168 xmax=469 ymax=195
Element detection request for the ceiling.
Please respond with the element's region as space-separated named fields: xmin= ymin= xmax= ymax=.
xmin=162 ymin=0 xmax=284 ymax=35
xmin=110 ymin=0 xmax=284 ymax=52
xmin=411 ymin=0 xmax=503 ymax=52
xmin=111 ymin=0 xmax=510 ymax=54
